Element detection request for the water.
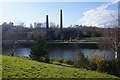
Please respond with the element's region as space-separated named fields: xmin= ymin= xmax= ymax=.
xmin=3 ymin=47 xmax=115 ymax=61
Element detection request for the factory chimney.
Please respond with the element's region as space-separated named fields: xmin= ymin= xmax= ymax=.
xmin=60 ymin=9 xmax=63 ymax=29
xmin=46 ymin=15 xmax=49 ymax=29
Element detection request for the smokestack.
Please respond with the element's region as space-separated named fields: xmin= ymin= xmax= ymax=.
xmin=60 ymin=9 xmax=63 ymax=29
xmin=46 ymin=15 xmax=49 ymax=29
xmin=118 ymin=2 xmax=120 ymax=26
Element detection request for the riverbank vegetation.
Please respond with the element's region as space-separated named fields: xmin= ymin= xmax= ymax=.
xmin=2 ymin=55 xmax=119 ymax=78
xmin=74 ymin=51 xmax=120 ymax=77
xmin=29 ymin=36 xmax=48 ymax=61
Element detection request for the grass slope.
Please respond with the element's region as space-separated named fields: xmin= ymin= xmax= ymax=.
xmin=2 ymin=55 xmax=119 ymax=78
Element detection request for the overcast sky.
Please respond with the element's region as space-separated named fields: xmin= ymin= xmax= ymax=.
xmin=0 ymin=0 xmax=119 ymax=27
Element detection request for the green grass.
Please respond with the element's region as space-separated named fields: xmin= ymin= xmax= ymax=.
xmin=2 ymin=55 xmax=120 ymax=78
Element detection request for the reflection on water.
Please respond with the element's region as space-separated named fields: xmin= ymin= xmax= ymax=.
xmin=15 ymin=48 xmax=31 ymax=57
xmin=3 ymin=47 xmax=115 ymax=61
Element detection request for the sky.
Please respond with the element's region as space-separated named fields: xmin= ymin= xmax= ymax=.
xmin=0 ymin=0 xmax=119 ymax=27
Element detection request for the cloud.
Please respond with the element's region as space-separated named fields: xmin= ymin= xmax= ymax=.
xmin=80 ymin=0 xmax=118 ymax=27
xmin=112 ymin=0 xmax=119 ymax=4
xmin=96 ymin=3 xmax=111 ymax=10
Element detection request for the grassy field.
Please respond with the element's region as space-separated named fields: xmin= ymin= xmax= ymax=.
xmin=2 ymin=55 xmax=120 ymax=78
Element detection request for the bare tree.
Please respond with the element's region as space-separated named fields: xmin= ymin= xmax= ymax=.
xmin=109 ymin=27 xmax=120 ymax=59
xmin=99 ymin=27 xmax=120 ymax=60
xmin=17 ymin=22 xmax=25 ymax=27
xmin=30 ymin=24 xmax=33 ymax=28
xmin=50 ymin=22 xmax=56 ymax=28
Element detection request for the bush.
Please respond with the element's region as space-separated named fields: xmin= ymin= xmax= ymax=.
xmin=44 ymin=56 xmax=50 ymax=63
xmin=91 ymin=57 xmax=108 ymax=72
xmin=90 ymin=61 xmax=97 ymax=70
xmin=29 ymin=36 xmax=48 ymax=61
xmin=106 ymin=59 xmax=120 ymax=76
xmin=90 ymin=57 xmax=120 ymax=77
xmin=65 ymin=58 xmax=73 ymax=65
xmin=74 ymin=50 xmax=90 ymax=68
xmin=58 ymin=58 xmax=64 ymax=63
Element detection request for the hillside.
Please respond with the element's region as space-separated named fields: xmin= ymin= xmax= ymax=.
xmin=2 ymin=55 xmax=119 ymax=78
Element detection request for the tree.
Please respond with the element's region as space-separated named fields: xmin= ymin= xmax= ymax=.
xmin=74 ymin=50 xmax=89 ymax=68
xmin=107 ymin=27 xmax=120 ymax=59
xmin=17 ymin=22 xmax=25 ymax=27
xmin=99 ymin=27 xmax=120 ymax=60
xmin=50 ymin=22 xmax=56 ymax=28
xmin=29 ymin=36 xmax=48 ymax=61
xmin=30 ymin=24 xmax=33 ymax=28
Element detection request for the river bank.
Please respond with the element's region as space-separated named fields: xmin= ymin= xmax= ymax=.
xmin=2 ymin=40 xmax=98 ymax=49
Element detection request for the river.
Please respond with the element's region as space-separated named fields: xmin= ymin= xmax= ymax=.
xmin=3 ymin=46 xmax=115 ymax=61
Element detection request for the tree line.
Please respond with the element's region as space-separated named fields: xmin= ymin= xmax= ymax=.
xmin=2 ymin=24 xmax=102 ymax=41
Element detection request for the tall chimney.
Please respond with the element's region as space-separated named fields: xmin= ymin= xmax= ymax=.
xmin=60 ymin=9 xmax=63 ymax=29
xmin=46 ymin=15 xmax=49 ymax=29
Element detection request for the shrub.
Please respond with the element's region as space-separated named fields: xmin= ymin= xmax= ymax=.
xmin=29 ymin=36 xmax=48 ymax=61
xmin=74 ymin=50 xmax=90 ymax=68
xmin=90 ymin=61 xmax=97 ymax=70
xmin=91 ymin=57 xmax=108 ymax=72
xmin=44 ymin=56 xmax=50 ymax=63
xmin=65 ymin=58 xmax=73 ymax=65
xmin=58 ymin=58 xmax=64 ymax=63
xmin=106 ymin=59 xmax=120 ymax=76
xmin=90 ymin=58 xmax=120 ymax=77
